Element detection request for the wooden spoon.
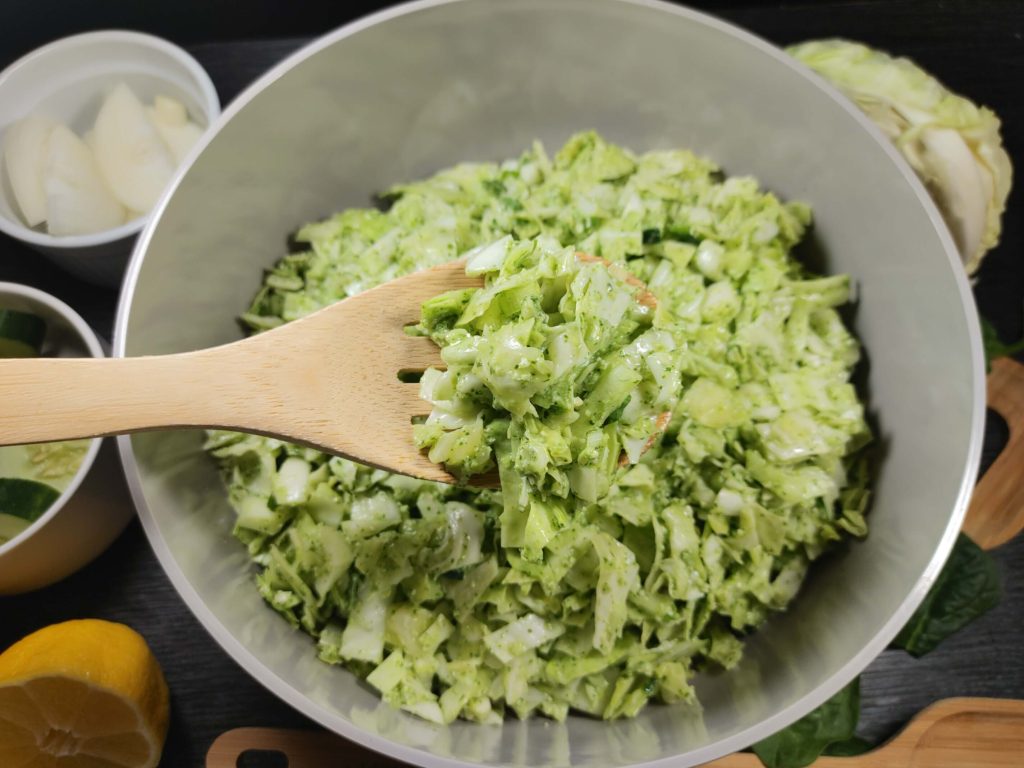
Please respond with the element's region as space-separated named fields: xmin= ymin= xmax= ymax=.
xmin=0 ymin=260 xmax=480 ymax=484
xmin=0 ymin=253 xmax=660 ymax=487
xmin=204 ymin=697 xmax=1024 ymax=768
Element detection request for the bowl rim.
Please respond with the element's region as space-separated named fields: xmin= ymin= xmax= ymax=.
xmin=113 ymin=1 xmax=987 ymax=766
xmin=0 ymin=29 xmax=221 ymax=250
xmin=0 ymin=281 xmax=104 ymax=558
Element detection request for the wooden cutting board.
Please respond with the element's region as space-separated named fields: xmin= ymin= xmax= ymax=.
xmin=962 ymin=357 xmax=1024 ymax=549
xmin=207 ymin=358 xmax=1024 ymax=768
xmin=206 ymin=697 xmax=1024 ymax=767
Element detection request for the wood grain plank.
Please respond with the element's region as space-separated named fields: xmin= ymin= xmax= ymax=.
xmin=207 ymin=699 xmax=1024 ymax=768
xmin=964 ymin=359 xmax=1024 ymax=548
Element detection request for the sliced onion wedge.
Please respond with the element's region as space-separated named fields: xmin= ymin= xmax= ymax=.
xmin=3 ymin=114 xmax=59 ymax=227
xmin=45 ymin=124 xmax=125 ymax=236
xmin=93 ymin=83 xmax=175 ymax=213
xmin=146 ymin=106 xmax=204 ymax=165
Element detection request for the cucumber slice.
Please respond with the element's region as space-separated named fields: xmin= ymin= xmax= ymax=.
xmin=0 ymin=512 xmax=31 ymax=544
xmin=0 ymin=478 xmax=61 ymax=521
xmin=0 ymin=309 xmax=47 ymax=358
xmin=26 ymin=441 xmax=89 ymax=482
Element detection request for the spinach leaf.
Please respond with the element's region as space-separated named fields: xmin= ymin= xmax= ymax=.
xmin=822 ymin=736 xmax=873 ymax=756
xmin=753 ymin=536 xmax=1001 ymax=768
xmin=892 ymin=533 xmax=1001 ymax=657
xmin=980 ymin=316 xmax=1024 ymax=372
xmin=752 ymin=678 xmax=861 ymax=768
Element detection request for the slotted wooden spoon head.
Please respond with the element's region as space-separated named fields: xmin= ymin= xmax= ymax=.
xmin=234 ymin=259 xmax=482 ymax=483
xmin=257 ymin=252 xmax=659 ymax=483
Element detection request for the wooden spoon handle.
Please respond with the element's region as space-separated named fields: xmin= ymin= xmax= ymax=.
xmin=963 ymin=357 xmax=1024 ymax=549
xmin=0 ymin=343 xmax=274 ymax=445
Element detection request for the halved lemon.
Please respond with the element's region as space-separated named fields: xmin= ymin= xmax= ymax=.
xmin=0 ymin=620 xmax=169 ymax=768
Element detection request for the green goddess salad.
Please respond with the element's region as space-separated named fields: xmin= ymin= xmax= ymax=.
xmin=205 ymin=132 xmax=871 ymax=724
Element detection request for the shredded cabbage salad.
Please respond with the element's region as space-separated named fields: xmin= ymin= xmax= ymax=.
xmin=206 ymin=132 xmax=871 ymax=724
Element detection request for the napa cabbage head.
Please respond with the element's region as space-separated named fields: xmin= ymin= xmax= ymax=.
xmin=789 ymin=39 xmax=1012 ymax=274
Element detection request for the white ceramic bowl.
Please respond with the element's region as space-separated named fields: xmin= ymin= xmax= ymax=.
xmin=0 ymin=282 xmax=134 ymax=593
xmin=116 ymin=1 xmax=984 ymax=766
xmin=0 ymin=31 xmax=221 ymax=288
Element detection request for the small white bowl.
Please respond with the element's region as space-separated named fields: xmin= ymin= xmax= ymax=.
xmin=0 ymin=31 xmax=220 ymax=288
xmin=0 ymin=282 xmax=134 ymax=594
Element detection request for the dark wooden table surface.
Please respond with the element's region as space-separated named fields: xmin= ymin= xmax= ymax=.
xmin=2 ymin=2 xmax=1023 ymax=766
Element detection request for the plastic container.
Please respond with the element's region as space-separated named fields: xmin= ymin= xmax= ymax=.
xmin=0 ymin=282 xmax=133 ymax=593
xmin=0 ymin=31 xmax=220 ymax=287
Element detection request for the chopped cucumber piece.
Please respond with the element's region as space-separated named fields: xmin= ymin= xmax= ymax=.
xmin=0 ymin=512 xmax=31 ymax=544
xmin=0 ymin=309 xmax=46 ymax=358
xmin=24 ymin=440 xmax=88 ymax=482
xmin=0 ymin=477 xmax=61 ymax=521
